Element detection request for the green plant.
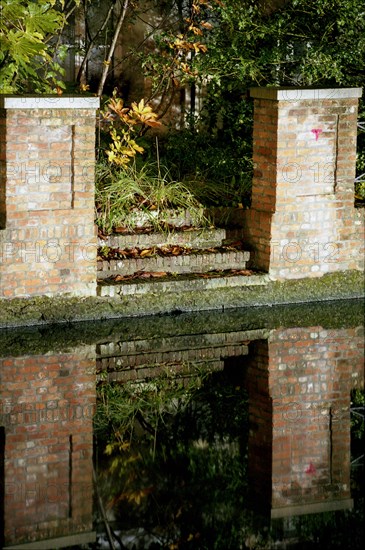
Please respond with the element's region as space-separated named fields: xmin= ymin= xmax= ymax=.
xmin=94 ymin=362 xmax=210 ymax=443
xmin=355 ymin=154 xmax=365 ymax=202
xmin=0 ymin=0 xmax=79 ymax=93
xmin=95 ymin=159 xmax=209 ymax=234
xmin=157 ymin=126 xmax=253 ymax=207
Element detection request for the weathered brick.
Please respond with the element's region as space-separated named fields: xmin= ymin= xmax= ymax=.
xmin=242 ymin=87 xmax=364 ymax=277
xmin=0 ymin=96 xmax=99 ymax=298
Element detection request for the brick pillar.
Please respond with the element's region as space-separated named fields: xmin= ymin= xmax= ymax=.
xmin=243 ymin=88 xmax=364 ymax=279
xmin=0 ymin=95 xmax=99 ymax=298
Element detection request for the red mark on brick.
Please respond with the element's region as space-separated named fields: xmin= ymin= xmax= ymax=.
xmin=311 ymin=128 xmax=322 ymax=141
xmin=305 ymin=462 xmax=316 ymax=474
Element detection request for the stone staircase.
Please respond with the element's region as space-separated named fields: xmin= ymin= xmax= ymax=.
xmin=96 ymin=217 xmax=267 ymax=298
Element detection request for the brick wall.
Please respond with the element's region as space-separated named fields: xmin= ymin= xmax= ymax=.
xmin=243 ymin=88 xmax=365 ymax=279
xmin=0 ymin=346 xmax=96 ymax=546
xmin=0 ymin=96 xmax=99 ymax=298
xmin=246 ymin=326 xmax=364 ymax=517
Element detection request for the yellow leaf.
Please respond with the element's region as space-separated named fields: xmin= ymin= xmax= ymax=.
xmin=129 ymin=140 xmax=144 ymax=154
xmin=106 ymin=151 xmax=116 ymax=162
xmin=191 ymin=25 xmax=203 ymax=35
xmin=140 ymin=248 xmax=155 ymax=257
xmin=105 ymin=443 xmax=114 ymax=455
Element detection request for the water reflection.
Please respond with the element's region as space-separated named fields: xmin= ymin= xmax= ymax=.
xmin=0 ymin=300 xmax=364 ymax=549
xmin=0 ymin=346 xmax=96 ymax=549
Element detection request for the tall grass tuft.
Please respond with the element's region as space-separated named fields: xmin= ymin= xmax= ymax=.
xmin=95 ymin=160 xmax=210 ymax=234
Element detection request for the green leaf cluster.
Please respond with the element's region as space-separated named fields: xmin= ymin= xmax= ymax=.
xmin=197 ymin=0 xmax=365 ymax=88
xmin=0 ymin=0 xmax=73 ymax=93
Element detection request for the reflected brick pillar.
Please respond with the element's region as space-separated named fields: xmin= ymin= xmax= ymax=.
xmin=0 ymin=346 xmax=96 ymax=548
xmin=242 ymin=87 xmax=364 ymax=279
xmin=246 ymin=326 xmax=364 ymax=518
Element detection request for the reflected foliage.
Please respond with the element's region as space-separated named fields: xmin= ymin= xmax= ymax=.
xmin=94 ymin=363 xmax=256 ymax=549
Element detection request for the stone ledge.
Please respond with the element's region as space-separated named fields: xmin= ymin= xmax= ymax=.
xmin=0 ymin=94 xmax=100 ymax=109
xmin=271 ymin=499 xmax=354 ymax=519
xmin=250 ymin=87 xmax=363 ymax=101
xmin=0 ymin=270 xmax=363 ymax=328
xmin=99 ymin=227 xmax=227 ymax=249
xmin=97 ymin=273 xmax=269 ymax=296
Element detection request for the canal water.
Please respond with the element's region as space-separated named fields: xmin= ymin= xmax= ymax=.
xmin=0 ymin=299 xmax=364 ymax=549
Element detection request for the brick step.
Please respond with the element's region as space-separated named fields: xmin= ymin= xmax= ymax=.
xmin=97 ymin=359 xmax=225 ymax=383
xmin=98 ymin=227 xmax=228 ymax=249
xmin=96 ymin=343 xmax=249 ymax=372
xmin=115 ymin=208 xmax=206 ymax=230
xmin=97 ymin=249 xmax=250 ymax=279
xmin=97 ymin=271 xmax=268 ymax=297
xmin=96 ymin=330 xmax=254 ymax=358
xmin=106 ymin=206 xmax=247 ymax=232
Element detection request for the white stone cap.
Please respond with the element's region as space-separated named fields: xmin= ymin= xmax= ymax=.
xmin=250 ymin=87 xmax=362 ymax=101
xmin=0 ymin=95 xmax=100 ymax=109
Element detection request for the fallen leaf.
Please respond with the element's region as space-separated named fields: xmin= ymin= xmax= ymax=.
xmin=151 ymin=271 xmax=168 ymax=277
xmin=114 ymin=227 xmax=130 ymax=234
xmin=113 ymin=274 xmax=133 ymax=282
xmin=138 ymin=271 xmax=168 ymax=278
xmin=232 ymin=269 xmax=253 ymax=276
xmin=140 ymin=247 xmax=155 ymax=257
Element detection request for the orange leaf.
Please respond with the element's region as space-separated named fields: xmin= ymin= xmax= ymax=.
xmin=145 ymin=119 xmax=162 ymax=127
xmin=113 ymin=274 xmax=133 ymax=282
xmin=200 ymin=21 xmax=213 ymax=30
xmin=114 ymin=227 xmax=130 ymax=233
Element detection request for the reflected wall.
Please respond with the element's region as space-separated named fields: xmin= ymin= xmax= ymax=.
xmin=0 ymin=302 xmax=363 ymax=547
xmin=246 ymin=326 xmax=364 ymax=518
xmin=0 ymin=346 xmax=96 ymax=548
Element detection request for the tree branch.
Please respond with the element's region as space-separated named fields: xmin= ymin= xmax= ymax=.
xmin=77 ymin=1 xmax=115 ymax=84
xmin=97 ymin=0 xmax=129 ymax=97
